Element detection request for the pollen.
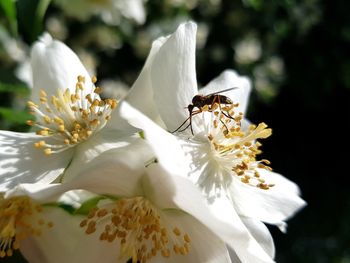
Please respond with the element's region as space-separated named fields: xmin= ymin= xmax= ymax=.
xmin=207 ymin=105 xmax=275 ymax=190
xmin=80 ymin=197 xmax=191 ymax=263
xmin=0 ymin=196 xmax=53 ymax=258
xmin=27 ymin=75 xmax=118 ymax=155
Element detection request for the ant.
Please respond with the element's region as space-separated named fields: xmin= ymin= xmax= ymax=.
xmin=172 ymin=87 xmax=237 ymax=135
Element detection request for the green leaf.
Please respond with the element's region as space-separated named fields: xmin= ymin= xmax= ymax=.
xmin=36 ymin=0 xmax=51 ymax=21
xmin=16 ymin=0 xmax=51 ymax=42
xmin=139 ymin=130 xmax=145 ymax=139
xmin=42 ymin=202 xmax=77 ymax=214
xmin=43 ymin=195 xmax=120 ymax=216
xmin=0 ymin=82 xmax=30 ymax=96
xmin=0 ymin=107 xmax=31 ymax=124
xmin=74 ymin=196 xmax=108 ymax=215
xmin=0 ymin=0 xmax=17 ymax=35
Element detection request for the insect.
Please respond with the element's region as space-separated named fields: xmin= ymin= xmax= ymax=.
xmin=172 ymin=87 xmax=237 ymax=135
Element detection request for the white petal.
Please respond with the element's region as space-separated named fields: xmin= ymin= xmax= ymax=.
xmin=240 ymin=217 xmax=275 ymax=258
xmin=204 ymin=194 xmax=274 ymax=263
xmin=119 ymin=101 xmax=190 ymax=176
xmin=64 ymin=138 xmax=151 ymax=197
xmin=20 ymin=207 xmax=85 ymax=263
xmin=259 ymin=168 xmax=301 ymax=195
xmin=106 ymin=36 xmax=167 ymax=131
xmin=30 ymin=33 xmax=93 ymax=103
xmin=227 ymin=247 xmax=241 ymax=263
xmin=5 ymin=183 xmax=59 ymax=199
xmin=0 ymin=131 xmax=73 ymax=192
xmin=150 ymin=22 xmax=198 ymax=131
xmin=20 ymin=207 xmax=120 ymax=263
xmin=126 ymin=35 xmax=166 ymax=119
xmin=61 ymin=129 xmax=139 ymax=182
xmin=152 ymin=210 xmax=231 ymax=263
xmin=143 ymin=165 xmax=274 ymax=263
xmin=57 ymin=189 xmax=97 ymax=209
xmin=229 ymin=170 xmax=306 ymax=230
xmin=10 ymin=138 xmax=151 ymax=202
xmin=200 ymin=69 xmax=252 ymax=115
xmin=68 ymin=231 xmax=120 ymax=263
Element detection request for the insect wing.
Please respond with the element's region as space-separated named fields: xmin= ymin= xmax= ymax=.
xmin=202 ymin=87 xmax=237 ymax=97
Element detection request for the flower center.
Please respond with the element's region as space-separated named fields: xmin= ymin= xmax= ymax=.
xmin=206 ymin=105 xmax=275 ymax=190
xmin=80 ymin=197 xmax=191 ymax=262
xmin=27 ymin=75 xmax=118 ymax=155
xmin=0 ymin=196 xmax=53 ymax=258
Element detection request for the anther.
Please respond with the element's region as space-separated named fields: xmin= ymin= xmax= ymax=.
xmin=94 ymin=87 xmax=102 ymax=94
xmin=77 ymin=75 xmax=85 ymax=83
xmin=27 ymin=101 xmax=38 ymax=108
xmin=44 ymin=148 xmax=52 ymax=155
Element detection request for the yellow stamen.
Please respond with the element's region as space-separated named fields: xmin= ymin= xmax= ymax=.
xmin=80 ymin=197 xmax=191 ymax=263
xmin=0 ymin=196 xmax=53 ymax=258
xmin=26 ymin=75 xmax=118 ymax=156
xmin=206 ymin=106 xmax=274 ymax=190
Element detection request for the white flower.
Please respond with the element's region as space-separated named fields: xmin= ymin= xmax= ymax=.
xmin=0 ymin=34 xmax=130 ymax=191
xmin=53 ymin=0 xmax=147 ymax=25
xmin=8 ymin=136 xmax=274 ymax=263
xmin=120 ymin=101 xmax=278 ymax=262
xmin=116 ymin=21 xmax=306 ymax=258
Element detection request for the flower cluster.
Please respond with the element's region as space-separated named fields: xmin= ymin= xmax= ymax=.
xmin=0 ymin=22 xmax=306 ymax=263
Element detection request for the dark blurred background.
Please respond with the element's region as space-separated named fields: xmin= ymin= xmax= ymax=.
xmin=0 ymin=0 xmax=349 ymax=262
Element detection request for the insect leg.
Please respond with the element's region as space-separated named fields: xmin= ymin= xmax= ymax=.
xmin=177 ymin=109 xmax=201 ymax=134
xmin=216 ymin=96 xmax=235 ymax=120
xmin=171 ymin=116 xmax=191 ymax=133
xmin=212 ymin=95 xmax=222 ymax=112
xmin=188 ymin=109 xmax=202 ymax=135
xmin=222 ymin=110 xmax=235 ymax=120
xmin=171 ymin=107 xmax=201 ymax=134
xmin=178 ymin=122 xmax=192 ymax=133
xmin=190 ymin=112 xmax=194 ymax=135
xmin=219 ymin=118 xmax=229 ymax=135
